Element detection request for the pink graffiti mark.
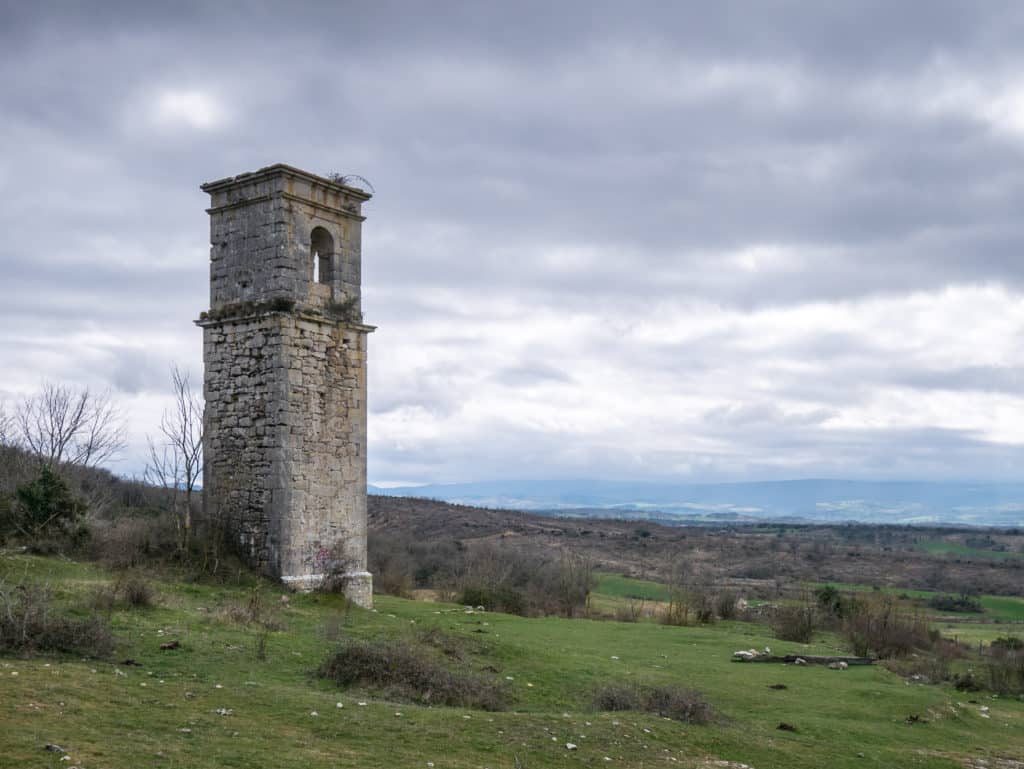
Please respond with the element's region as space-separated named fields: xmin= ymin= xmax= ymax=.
xmin=314 ymin=546 xmax=332 ymax=572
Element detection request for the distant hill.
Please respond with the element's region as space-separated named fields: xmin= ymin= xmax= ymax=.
xmin=370 ymin=478 xmax=1024 ymax=527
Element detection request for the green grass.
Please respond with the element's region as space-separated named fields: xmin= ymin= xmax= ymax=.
xmin=814 ymin=581 xmax=1024 ymax=625
xmin=2 ymin=554 xmax=1023 ymax=769
xmin=917 ymin=539 xmax=1021 ymax=561
xmin=593 ymin=573 xmax=675 ymax=602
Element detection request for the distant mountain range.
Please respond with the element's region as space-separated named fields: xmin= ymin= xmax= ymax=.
xmin=369 ymin=479 xmax=1024 ymax=527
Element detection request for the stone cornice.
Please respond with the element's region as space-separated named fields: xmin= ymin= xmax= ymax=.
xmin=195 ymin=310 xmax=376 ymax=333
xmin=201 ymin=163 xmax=373 ymax=202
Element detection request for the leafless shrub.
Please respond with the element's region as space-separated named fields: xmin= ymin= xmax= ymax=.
xmin=716 ymin=591 xmax=739 ymax=620
xmin=88 ymin=575 xmax=157 ymax=611
xmin=843 ymin=595 xmax=932 ymax=658
xmin=217 ymin=586 xmax=286 ymax=631
xmin=593 ymin=683 xmax=714 ymax=724
xmin=121 ymin=576 xmax=155 ymax=608
xmin=89 ymin=515 xmax=178 ymax=569
xmin=987 ymin=637 xmax=1024 ymax=694
xmin=592 ymin=683 xmax=641 ymax=710
xmin=662 ymin=585 xmax=715 ymax=626
xmin=771 ymin=600 xmax=820 ymax=643
xmin=0 ymin=582 xmax=115 ymax=658
xmin=144 ymin=366 xmax=203 ymax=553
xmin=616 ymin=597 xmax=646 ymax=622
xmin=661 ymin=589 xmax=692 ymax=626
xmin=89 ymin=584 xmax=118 ymax=614
xmin=374 ymin=563 xmax=413 ymax=598
xmin=319 ymin=636 xmax=511 ymax=710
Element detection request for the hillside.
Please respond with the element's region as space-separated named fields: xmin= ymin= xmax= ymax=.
xmin=368 ymin=495 xmax=1024 ymax=597
xmin=2 ymin=552 xmax=1023 ymax=769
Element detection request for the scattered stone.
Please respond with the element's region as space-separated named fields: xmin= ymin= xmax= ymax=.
xmin=160 ymin=640 xmax=181 ymax=651
xmin=566 ymin=743 xmax=578 ymax=750
xmin=310 ymin=711 xmax=319 ymax=717
xmin=44 ymin=744 xmax=67 ymax=754
xmin=215 ymin=708 xmax=233 ymax=716
xmin=793 ymin=658 xmax=807 ymax=666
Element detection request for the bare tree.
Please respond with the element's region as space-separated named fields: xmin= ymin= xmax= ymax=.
xmin=0 ymin=402 xmax=12 ymax=446
xmin=15 ymin=382 xmax=126 ymax=469
xmin=555 ymin=548 xmax=595 ymax=618
xmin=145 ymin=366 xmax=204 ymax=551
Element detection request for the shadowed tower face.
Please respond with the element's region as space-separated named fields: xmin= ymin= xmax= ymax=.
xmin=197 ymin=164 xmax=374 ymax=606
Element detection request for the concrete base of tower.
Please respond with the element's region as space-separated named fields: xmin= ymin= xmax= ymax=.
xmin=280 ymin=570 xmax=373 ymax=608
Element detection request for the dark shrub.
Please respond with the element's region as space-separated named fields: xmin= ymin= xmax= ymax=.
xmin=2 ymin=467 xmax=85 ymax=541
xmin=592 ymin=684 xmax=641 ymax=711
xmin=645 ymin=685 xmax=715 ymax=723
xmin=593 ymin=683 xmax=713 ymax=724
xmin=991 ymin=636 xmax=1024 ymax=652
xmin=318 ymin=637 xmax=511 ymax=711
xmin=121 ymin=576 xmax=155 ymax=608
xmin=927 ymin=593 xmax=983 ymax=614
xmin=815 ymin=584 xmax=847 ymax=619
xmin=0 ymin=584 xmax=115 ymax=658
xmin=460 ymin=585 xmax=526 ymax=616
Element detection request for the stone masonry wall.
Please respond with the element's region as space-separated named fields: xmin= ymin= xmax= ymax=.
xmin=202 ymin=311 xmax=368 ymax=585
xmin=199 ymin=164 xmax=373 ymax=605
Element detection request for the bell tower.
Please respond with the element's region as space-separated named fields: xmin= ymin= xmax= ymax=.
xmin=197 ymin=164 xmax=373 ymax=606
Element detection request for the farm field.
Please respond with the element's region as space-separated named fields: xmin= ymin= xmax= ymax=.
xmin=812 ymin=582 xmax=1024 ymax=625
xmin=2 ymin=554 xmax=1023 ymax=769
xmin=917 ymin=540 xmax=1022 ymax=562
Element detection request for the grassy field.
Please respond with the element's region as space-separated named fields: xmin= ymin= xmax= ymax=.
xmin=917 ymin=540 xmax=1021 ymax=562
xmin=812 ymin=582 xmax=1024 ymax=626
xmin=2 ymin=554 xmax=1023 ymax=769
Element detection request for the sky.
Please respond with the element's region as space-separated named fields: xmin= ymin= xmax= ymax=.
xmin=4 ymin=1 xmax=1024 ymax=485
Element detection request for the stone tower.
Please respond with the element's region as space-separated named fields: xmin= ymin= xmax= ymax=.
xmin=197 ymin=164 xmax=373 ymax=606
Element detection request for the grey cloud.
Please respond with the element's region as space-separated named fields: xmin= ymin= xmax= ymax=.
xmin=5 ymin=2 xmax=1024 ymax=482
xmin=492 ymin=364 xmax=574 ymax=388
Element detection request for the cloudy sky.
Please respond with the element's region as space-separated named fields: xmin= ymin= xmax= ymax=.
xmin=4 ymin=1 xmax=1024 ymax=485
